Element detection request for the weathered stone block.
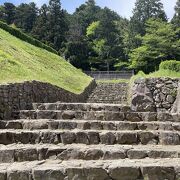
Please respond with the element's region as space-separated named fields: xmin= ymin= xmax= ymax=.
xmin=141 ymin=166 xmax=175 ymax=180
xmin=61 ymin=132 xmax=76 ymax=144
xmin=58 ymin=122 xmax=77 ymax=130
xmin=0 ymin=149 xmax=14 ymax=163
xmin=148 ymin=150 xmax=178 ymax=158
xmin=57 ymin=149 xmax=84 ymax=160
xmin=87 ymin=132 xmax=100 ymax=144
xmin=127 ymin=149 xmax=147 ymax=159
xmin=90 ymin=122 xmax=103 ymax=130
xmin=100 ymin=132 xmax=116 ymax=145
xmin=33 ymin=168 xmax=65 ymax=180
xmin=159 ymin=132 xmax=180 ymax=145
xmin=62 ymin=111 xmax=76 ymax=119
xmin=84 ymin=149 xmax=103 ymax=160
xmin=66 ymin=167 xmax=109 ymax=180
xmin=37 ymin=111 xmax=57 ymax=119
xmin=109 ymin=166 xmax=140 ymax=180
xmin=75 ymin=132 xmax=89 ymax=144
xmin=138 ymin=132 xmax=157 ymax=145
xmin=0 ymin=171 xmax=6 ymax=180
xmin=116 ymin=132 xmax=137 ymax=144
xmin=117 ymin=122 xmax=137 ymax=130
xmin=103 ymin=150 xmax=126 ymax=160
xmin=14 ymin=149 xmax=38 ymax=162
xmin=7 ymin=170 xmax=32 ymax=180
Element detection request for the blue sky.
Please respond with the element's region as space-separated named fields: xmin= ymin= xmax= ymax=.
xmin=0 ymin=0 xmax=177 ymax=20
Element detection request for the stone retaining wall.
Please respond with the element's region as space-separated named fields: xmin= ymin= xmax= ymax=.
xmin=131 ymin=78 xmax=180 ymax=112
xmin=0 ymin=80 xmax=96 ymax=119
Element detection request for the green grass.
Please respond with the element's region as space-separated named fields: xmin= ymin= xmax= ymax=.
xmin=0 ymin=28 xmax=92 ymax=94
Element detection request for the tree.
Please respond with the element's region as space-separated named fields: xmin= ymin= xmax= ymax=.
xmin=0 ymin=3 xmax=16 ymax=24
xmin=15 ymin=3 xmax=38 ymax=32
xmin=0 ymin=5 xmax=5 ymax=21
xmin=66 ymin=15 xmax=84 ymax=42
xmin=125 ymin=0 xmax=167 ymax=53
xmin=131 ymin=0 xmax=167 ymax=35
xmin=32 ymin=4 xmax=49 ymax=43
xmin=172 ymin=0 xmax=180 ymax=27
xmin=129 ymin=18 xmax=180 ymax=73
xmin=63 ymin=0 xmax=102 ymax=70
xmin=73 ymin=0 xmax=101 ymax=34
xmin=47 ymin=0 xmax=68 ymax=50
xmin=64 ymin=40 xmax=92 ymax=70
xmin=86 ymin=8 xmax=125 ymax=71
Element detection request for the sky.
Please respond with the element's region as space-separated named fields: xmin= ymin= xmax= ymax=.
xmin=0 ymin=0 xmax=177 ymax=20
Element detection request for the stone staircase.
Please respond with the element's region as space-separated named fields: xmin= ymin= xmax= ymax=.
xmin=0 ymin=103 xmax=180 ymax=180
xmin=0 ymin=103 xmax=179 ymax=179
xmin=87 ymin=83 xmax=128 ymax=104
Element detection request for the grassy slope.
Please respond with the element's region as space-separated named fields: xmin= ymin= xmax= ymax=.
xmin=0 ymin=29 xmax=92 ymax=94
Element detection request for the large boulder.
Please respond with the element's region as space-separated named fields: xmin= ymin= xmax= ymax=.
xmin=131 ymin=78 xmax=156 ymax=112
xmin=171 ymin=81 xmax=180 ymax=114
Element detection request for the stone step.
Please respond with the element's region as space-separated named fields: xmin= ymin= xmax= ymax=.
xmin=0 ymin=129 xmax=179 ymax=145
xmin=33 ymin=103 xmax=130 ymax=112
xmin=87 ymin=82 xmax=128 ymax=104
xmin=0 ymin=144 xmax=180 ymax=163
xmin=0 ymin=159 xmax=180 ymax=180
xmin=1 ymin=119 xmax=180 ymax=131
xmin=17 ymin=110 xmax=179 ymax=122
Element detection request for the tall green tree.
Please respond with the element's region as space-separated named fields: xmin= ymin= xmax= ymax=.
xmin=32 ymin=4 xmax=49 ymax=43
xmin=124 ymin=0 xmax=167 ymax=54
xmin=86 ymin=8 xmax=125 ymax=71
xmin=172 ymin=0 xmax=180 ymax=27
xmin=47 ymin=0 xmax=68 ymax=50
xmin=63 ymin=0 xmax=101 ymax=70
xmin=66 ymin=14 xmax=84 ymax=42
xmin=0 ymin=5 xmax=5 ymax=22
xmin=15 ymin=3 xmax=38 ymax=32
xmin=64 ymin=13 xmax=92 ymax=70
xmin=74 ymin=0 xmax=101 ymax=34
xmin=0 ymin=3 xmax=16 ymax=24
xmin=64 ymin=41 xmax=92 ymax=70
xmin=129 ymin=18 xmax=180 ymax=73
xmin=131 ymin=0 xmax=167 ymax=35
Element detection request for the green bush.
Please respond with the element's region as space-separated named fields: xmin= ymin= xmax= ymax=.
xmin=160 ymin=60 xmax=180 ymax=72
xmin=0 ymin=21 xmax=57 ymax=54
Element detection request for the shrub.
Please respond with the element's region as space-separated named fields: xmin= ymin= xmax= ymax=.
xmin=0 ymin=21 xmax=57 ymax=54
xmin=160 ymin=60 xmax=180 ymax=72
